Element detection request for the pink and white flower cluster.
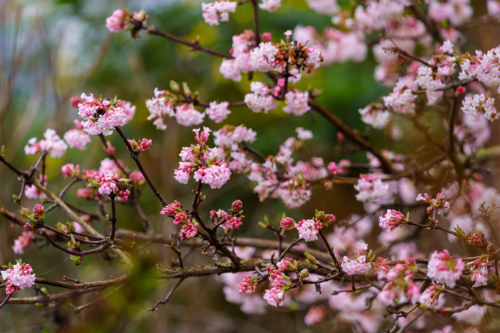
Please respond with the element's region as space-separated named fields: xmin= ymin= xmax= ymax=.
xmin=174 ymin=127 xmax=231 ymax=189
xmin=25 ymin=129 xmax=68 ymax=158
xmin=205 ymin=101 xmax=231 ymax=123
xmin=77 ymin=93 xmax=128 ymax=136
xmin=244 ymin=82 xmax=278 ymax=113
xmin=354 ymin=174 xmax=390 ymax=203
xmin=263 ymin=257 xmax=298 ymax=307
xmin=95 ymin=172 xmax=131 ymax=201
xmin=12 ymin=232 xmax=35 ymax=254
xmin=161 ymin=200 xmax=199 ymax=239
xmin=64 ymin=120 xmax=91 ymax=150
xmin=1 ymin=263 xmax=36 ymax=295
xmin=341 ymin=243 xmax=372 ymax=275
xmin=295 ymin=219 xmax=322 ymax=242
xmin=379 ymin=210 xmax=407 ymax=231
xmin=377 ymin=258 xmax=420 ymax=306
xmin=416 ymin=192 xmax=450 ymax=215
xmin=427 ymin=249 xmax=465 ymax=288
xmin=201 ymin=1 xmax=237 ymax=26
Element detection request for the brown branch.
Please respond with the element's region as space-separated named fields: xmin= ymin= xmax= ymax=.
xmin=146 ymin=25 xmax=232 ymax=59
xmin=115 ymin=126 xmax=167 ymax=207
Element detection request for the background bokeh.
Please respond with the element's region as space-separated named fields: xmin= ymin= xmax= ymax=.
xmin=1 ymin=0 xmax=499 ymax=332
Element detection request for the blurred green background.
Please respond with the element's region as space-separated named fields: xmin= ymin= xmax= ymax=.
xmin=1 ymin=0 xmax=495 ymax=332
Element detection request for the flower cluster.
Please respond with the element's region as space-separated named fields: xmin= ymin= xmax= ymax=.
xmin=77 ymin=93 xmax=128 ymax=136
xmin=377 ymin=258 xmax=420 ymax=306
xmin=427 ymin=250 xmax=465 ymax=288
xmin=161 ymin=201 xmax=199 ymax=239
xmin=379 ymin=210 xmax=408 ymax=231
xmin=201 ymin=1 xmax=237 ymax=26
xmin=354 ymin=174 xmax=390 ymax=203
xmin=416 ymin=192 xmax=450 ymax=215
xmin=263 ymin=257 xmax=299 ymax=307
xmin=341 ymin=243 xmax=372 ymax=275
xmin=1 ymin=262 xmax=36 ymax=295
xmin=12 ymin=232 xmax=35 ymax=254
xmin=128 ymin=138 xmax=152 ymax=152
xmin=25 ymin=129 xmax=68 ymax=158
xmin=89 ymin=172 xmax=131 ymax=201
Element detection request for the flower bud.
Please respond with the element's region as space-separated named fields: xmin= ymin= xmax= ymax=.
xmin=299 ymin=269 xmax=309 ymax=279
xmin=231 ymin=200 xmax=243 ymax=211
xmin=280 ymin=217 xmax=295 ymax=230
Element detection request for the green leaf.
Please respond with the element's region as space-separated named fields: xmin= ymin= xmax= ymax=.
xmin=70 ymin=256 xmax=83 ymax=266
xmin=87 ymin=177 xmax=101 ymax=188
xmin=454 ymin=225 xmax=467 ymax=240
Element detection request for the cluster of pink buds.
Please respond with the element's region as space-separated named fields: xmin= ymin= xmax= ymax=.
xmin=129 ymin=170 xmax=145 ymax=186
xmin=341 ymin=243 xmax=373 ymax=276
xmin=24 ymin=175 xmax=47 ymax=200
xmin=280 ymin=216 xmax=295 ymax=230
xmin=263 ymin=257 xmax=301 ymax=307
xmin=238 ymin=275 xmax=257 ymax=294
xmin=209 ymin=200 xmax=244 ymax=229
xmin=21 ymin=204 xmax=45 ymax=231
xmin=128 ymin=138 xmax=152 ymax=152
xmin=427 ymin=250 xmax=465 ymax=288
xmin=377 ymin=258 xmax=420 ymax=306
xmin=416 ymin=192 xmax=450 ymax=215
xmin=161 ymin=201 xmax=199 ymax=239
xmin=174 ymin=127 xmax=231 ymax=189
xmin=88 ymin=172 xmax=131 ymax=201
xmin=379 ymin=210 xmax=408 ymax=231
xmin=1 ymin=261 xmax=36 ymax=295
xmin=61 ymin=163 xmax=80 ymax=178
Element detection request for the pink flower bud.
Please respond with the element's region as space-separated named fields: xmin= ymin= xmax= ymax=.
xmin=231 ymin=200 xmax=243 ymax=211
xmin=455 ymin=86 xmax=466 ymax=96
xmin=261 ymin=32 xmax=272 ymax=42
xmin=33 ymin=204 xmax=45 ymax=220
xmin=280 ymin=217 xmax=295 ymax=230
xmin=70 ymin=96 xmax=82 ymax=107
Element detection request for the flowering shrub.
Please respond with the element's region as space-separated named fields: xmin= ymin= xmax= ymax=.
xmin=3 ymin=1 xmax=500 ymax=332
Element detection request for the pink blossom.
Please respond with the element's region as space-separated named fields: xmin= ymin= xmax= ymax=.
xmin=295 ymin=219 xmax=322 ymax=242
xmin=283 ymin=90 xmax=310 ymax=116
xmin=97 ymin=172 xmax=130 ymax=201
xmin=174 ymin=162 xmax=194 ymax=184
xmin=213 ymin=125 xmax=256 ymax=147
xmin=193 ymin=163 xmax=231 ymax=189
xmin=379 ymin=210 xmax=407 ymax=231
xmin=428 ymin=0 xmax=472 ymax=26
xmin=359 ymin=104 xmax=391 ymax=129
xmin=354 ymin=174 xmax=390 ymax=202
xmin=24 ymin=184 xmax=46 ymax=200
xmin=439 ymin=40 xmax=454 ymax=54
xmin=469 ymin=259 xmax=489 ymax=287
xmin=12 ymin=232 xmax=35 ymax=254
xmin=201 ymin=1 xmax=237 ymax=26
xmin=259 ymin=0 xmax=281 ymax=13
xmin=305 ymin=0 xmax=338 ymax=15
xmin=238 ymin=275 xmax=256 ymax=294
xmin=250 ymin=42 xmax=280 ymax=71
xmin=1 ymin=263 xmax=36 ymax=295
xmin=244 ymin=82 xmax=277 ymax=113
xmin=341 ymin=255 xmax=371 ymax=275
xmin=99 ymin=158 xmax=124 ymax=176
xmin=427 ymin=250 xmax=465 ymax=288
xmin=26 ymin=129 xmax=68 ymax=158
xmin=263 ymin=287 xmax=285 ymax=307
xmin=296 ymin=127 xmax=313 ymax=140
xmin=77 ymin=188 xmax=95 ymax=200
xmin=377 ymin=259 xmax=420 ymax=306
xmin=451 ymin=305 xmax=487 ymax=325
xmin=146 ymin=88 xmax=175 ymax=130
xmin=462 ymin=94 xmax=499 ymax=122
xmin=175 ymin=104 xmax=205 ymax=127
xmin=205 ymin=101 xmax=231 ymax=123
xmin=61 ymin=163 xmax=80 ymax=178
xmin=64 ymin=121 xmax=91 ymax=150
xmin=419 ymin=284 xmax=445 ymax=310
xmin=116 ymin=100 xmax=136 ymax=123
xmin=78 ymin=93 xmax=127 ymax=136
xmin=304 ymin=305 xmax=327 ymax=326
xmin=374 ymin=257 xmax=390 ymax=280
xmin=416 ymin=192 xmax=450 ymax=214
xmin=129 ymin=171 xmax=145 ymax=184
xmin=106 ymin=9 xmax=128 ymax=33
